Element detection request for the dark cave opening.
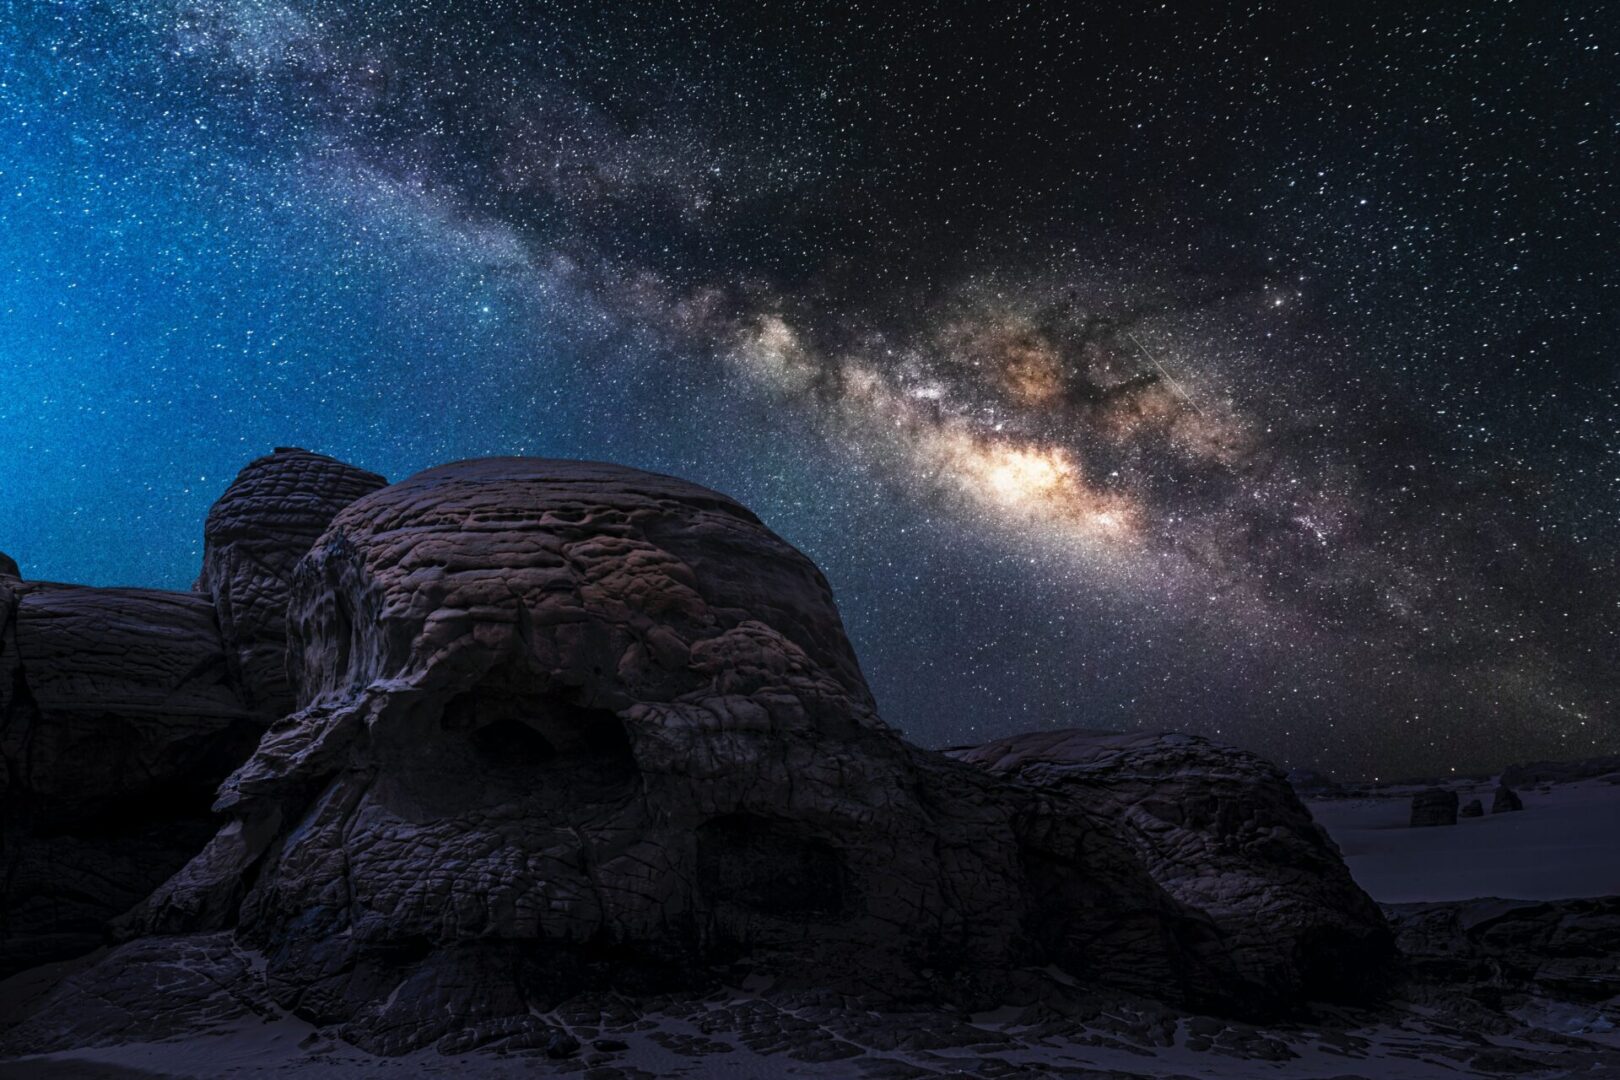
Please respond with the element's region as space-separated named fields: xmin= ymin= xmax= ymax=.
xmin=436 ymin=679 xmax=639 ymax=803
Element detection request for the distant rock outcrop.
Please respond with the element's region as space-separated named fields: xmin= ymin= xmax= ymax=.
xmin=1492 ymin=783 xmax=1525 ymax=813
xmin=1459 ymin=798 xmax=1484 ymax=818
xmin=1409 ymin=788 xmax=1459 ymax=827
xmin=0 ymin=581 xmax=261 ymax=977
xmin=951 ymin=729 xmax=1394 ymax=1008
xmin=0 ymin=552 xmax=17 ymax=578
xmin=1501 ymin=755 xmax=1620 ymax=788
xmin=195 ymin=447 xmax=386 ymax=717
xmin=121 ymin=458 xmax=1290 ymax=1053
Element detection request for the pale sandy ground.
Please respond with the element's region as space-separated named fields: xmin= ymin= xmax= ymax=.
xmin=1309 ymin=777 xmax=1620 ymax=903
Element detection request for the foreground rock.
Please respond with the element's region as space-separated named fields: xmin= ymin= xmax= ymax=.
xmin=0 ymin=582 xmax=261 ymax=977
xmin=118 ymin=458 xmax=1282 ymax=1054
xmin=1410 ymin=787 xmax=1459 ymax=827
xmin=952 ymin=729 xmax=1395 ymax=1009
xmin=3 ymin=455 xmax=1401 ymax=1061
xmin=195 ymin=447 xmax=387 ymax=717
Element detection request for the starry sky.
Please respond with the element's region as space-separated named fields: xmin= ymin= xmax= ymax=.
xmin=2 ymin=1 xmax=1615 ymax=777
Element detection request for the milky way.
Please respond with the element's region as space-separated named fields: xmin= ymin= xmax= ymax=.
xmin=2 ymin=2 xmax=1615 ymax=775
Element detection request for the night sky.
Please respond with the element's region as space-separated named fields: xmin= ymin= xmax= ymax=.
xmin=2 ymin=2 xmax=1615 ymax=777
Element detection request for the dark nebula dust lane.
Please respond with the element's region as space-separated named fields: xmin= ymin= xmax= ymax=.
xmin=1 ymin=1 xmax=1615 ymax=776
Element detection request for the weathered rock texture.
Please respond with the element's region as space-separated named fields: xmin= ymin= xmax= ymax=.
xmin=1410 ymin=788 xmax=1459 ymax=827
xmin=1492 ymin=783 xmax=1524 ymax=813
xmin=1387 ymin=897 xmax=1620 ymax=1005
xmin=950 ymin=729 xmax=1395 ymax=1008
xmin=127 ymin=458 xmax=1290 ymax=1054
xmin=0 ymin=580 xmax=262 ymax=976
xmin=3 ymin=454 xmax=1402 ymax=1059
xmin=195 ymin=447 xmax=387 ymax=717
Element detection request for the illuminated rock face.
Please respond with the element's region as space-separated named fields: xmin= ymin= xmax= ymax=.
xmin=131 ymin=458 xmax=1248 ymax=1053
xmin=196 ymin=447 xmax=387 ymax=717
xmin=3 ymin=454 xmax=1394 ymax=1057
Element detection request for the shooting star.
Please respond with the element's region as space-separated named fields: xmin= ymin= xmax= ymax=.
xmin=1127 ymin=331 xmax=1204 ymax=416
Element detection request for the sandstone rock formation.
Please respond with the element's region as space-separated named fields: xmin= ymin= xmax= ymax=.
xmin=951 ymin=729 xmax=1394 ymax=1009
xmin=195 ymin=447 xmax=386 ymax=717
xmin=2 ymin=454 xmax=1403 ymax=1061
xmin=1459 ymin=798 xmax=1484 ymax=818
xmin=0 ymin=580 xmax=261 ymax=976
xmin=122 ymin=458 xmax=1284 ymax=1054
xmin=1492 ymin=783 xmax=1524 ymax=813
xmin=1410 ymin=788 xmax=1459 ymax=827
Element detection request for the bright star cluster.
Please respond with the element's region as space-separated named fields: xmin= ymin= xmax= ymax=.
xmin=0 ymin=2 xmax=1613 ymax=777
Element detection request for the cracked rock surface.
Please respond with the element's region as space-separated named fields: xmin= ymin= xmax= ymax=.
xmin=951 ymin=729 xmax=1396 ymax=1010
xmin=2 ymin=454 xmax=1417 ymax=1066
xmin=123 ymin=457 xmax=1254 ymax=1053
xmin=195 ymin=447 xmax=387 ymax=717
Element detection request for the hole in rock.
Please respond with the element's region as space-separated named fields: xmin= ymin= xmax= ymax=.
xmin=696 ymin=814 xmax=848 ymax=917
xmin=469 ymin=716 xmax=558 ymax=766
xmin=433 ymin=679 xmax=639 ymax=806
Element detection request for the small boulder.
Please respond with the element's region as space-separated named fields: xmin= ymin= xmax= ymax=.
xmin=1459 ymin=798 xmax=1484 ymax=818
xmin=0 ymin=552 xmax=17 ymax=578
xmin=1492 ymin=783 xmax=1524 ymax=813
xmin=1410 ymin=788 xmax=1459 ymax=827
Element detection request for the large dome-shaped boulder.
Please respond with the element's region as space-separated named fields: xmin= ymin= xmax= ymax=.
xmin=196 ymin=447 xmax=386 ymax=717
xmin=130 ymin=458 xmax=1234 ymax=1054
xmin=0 ymin=580 xmax=261 ymax=976
xmin=950 ymin=729 xmax=1395 ymax=1007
